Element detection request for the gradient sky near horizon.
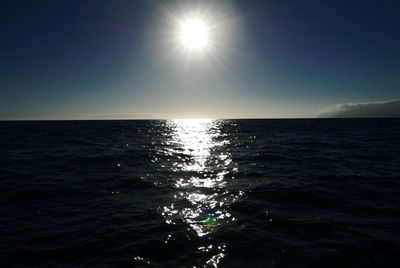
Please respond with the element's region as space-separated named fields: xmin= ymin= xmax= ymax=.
xmin=1 ymin=0 xmax=399 ymax=119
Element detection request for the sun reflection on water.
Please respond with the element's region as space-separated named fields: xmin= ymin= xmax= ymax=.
xmin=156 ymin=119 xmax=242 ymax=267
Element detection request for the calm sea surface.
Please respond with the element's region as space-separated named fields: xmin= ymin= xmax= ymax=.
xmin=1 ymin=119 xmax=400 ymax=267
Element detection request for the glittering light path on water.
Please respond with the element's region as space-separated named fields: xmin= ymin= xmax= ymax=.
xmin=157 ymin=119 xmax=243 ymax=267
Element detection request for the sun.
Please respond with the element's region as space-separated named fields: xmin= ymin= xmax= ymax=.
xmin=178 ymin=16 xmax=210 ymax=51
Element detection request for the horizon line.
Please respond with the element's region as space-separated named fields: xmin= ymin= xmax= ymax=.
xmin=1 ymin=117 xmax=399 ymax=122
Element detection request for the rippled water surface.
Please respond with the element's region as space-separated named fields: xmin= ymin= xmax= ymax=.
xmin=1 ymin=119 xmax=400 ymax=267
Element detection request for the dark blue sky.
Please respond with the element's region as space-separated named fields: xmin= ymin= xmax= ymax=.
xmin=1 ymin=0 xmax=399 ymax=119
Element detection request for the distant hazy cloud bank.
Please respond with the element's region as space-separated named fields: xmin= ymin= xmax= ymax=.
xmin=86 ymin=113 xmax=165 ymax=120
xmin=319 ymin=99 xmax=400 ymax=118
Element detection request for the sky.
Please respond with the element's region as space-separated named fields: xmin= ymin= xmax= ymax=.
xmin=1 ymin=0 xmax=399 ymax=120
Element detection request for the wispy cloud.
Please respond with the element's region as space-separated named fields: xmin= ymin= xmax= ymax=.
xmin=319 ymin=99 xmax=400 ymax=118
xmin=84 ymin=113 xmax=167 ymax=120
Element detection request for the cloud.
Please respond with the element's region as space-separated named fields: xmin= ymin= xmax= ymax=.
xmin=84 ymin=113 xmax=166 ymax=119
xmin=319 ymin=99 xmax=400 ymax=118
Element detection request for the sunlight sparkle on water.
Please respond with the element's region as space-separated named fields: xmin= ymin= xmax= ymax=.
xmin=155 ymin=119 xmax=242 ymax=267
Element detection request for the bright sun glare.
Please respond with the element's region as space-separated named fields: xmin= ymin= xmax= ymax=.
xmin=178 ymin=16 xmax=210 ymax=51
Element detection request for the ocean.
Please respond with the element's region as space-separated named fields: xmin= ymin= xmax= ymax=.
xmin=1 ymin=119 xmax=399 ymax=267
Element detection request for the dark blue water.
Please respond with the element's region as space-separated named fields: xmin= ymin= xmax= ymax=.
xmin=1 ymin=119 xmax=400 ymax=267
